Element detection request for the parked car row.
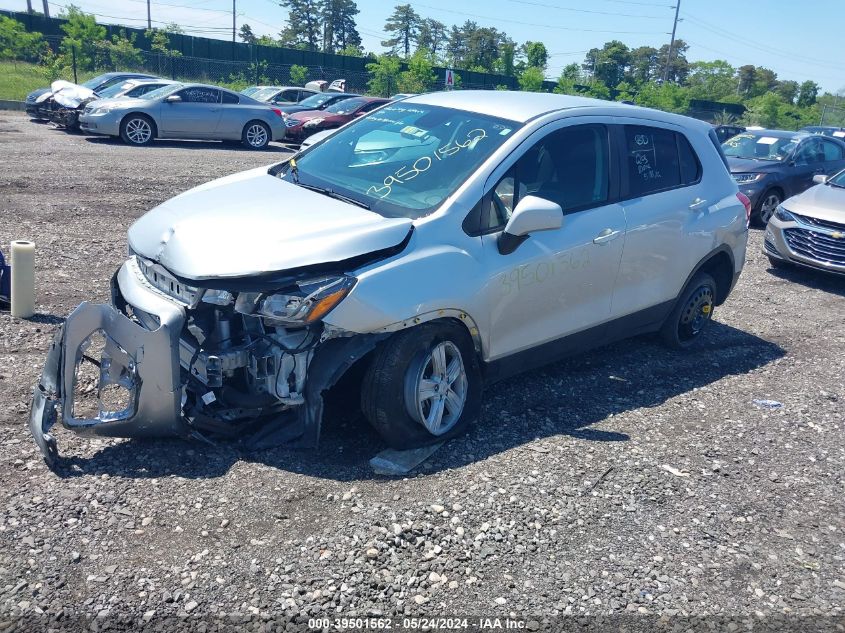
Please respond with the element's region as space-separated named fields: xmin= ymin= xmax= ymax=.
xmin=24 ymin=74 xmax=391 ymax=149
xmin=722 ymin=128 xmax=845 ymax=223
xmin=718 ymin=127 xmax=845 ymax=276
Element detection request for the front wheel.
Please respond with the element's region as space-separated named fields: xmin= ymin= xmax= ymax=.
xmin=120 ymin=114 xmax=155 ymax=146
xmin=756 ymin=190 xmax=782 ymax=225
xmin=660 ymin=273 xmax=717 ymax=349
xmin=361 ymin=322 xmax=482 ymax=449
xmin=242 ymin=121 xmax=271 ymax=150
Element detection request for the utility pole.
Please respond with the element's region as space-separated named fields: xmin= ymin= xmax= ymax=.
xmin=662 ymin=0 xmax=681 ymax=83
xmin=41 ymin=0 xmax=50 ymax=18
xmin=232 ymin=0 xmax=236 ymax=44
xmin=147 ymin=0 xmax=151 ymax=29
xmin=26 ymin=0 xmax=33 ymax=14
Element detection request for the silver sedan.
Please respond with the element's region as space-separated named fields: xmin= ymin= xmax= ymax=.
xmin=78 ymin=82 xmax=286 ymax=149
xmin=765 ymin=170 xmax=845 ymax=275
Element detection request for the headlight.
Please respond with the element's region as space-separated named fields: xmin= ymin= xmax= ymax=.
xmin=304 ymin=117 xmax=325 ymax=127
xmin=774 ymin=205 xmax=796 ymax=222
xmin=91 ymin=106 xmax=114 ymax=115
xmin=234 ymin=275 xmax=355 ymax=324
xmin=732 ymin=173 xmax=764 ymax=184
xmin=202 ymin=289 xmax=234 ymax=306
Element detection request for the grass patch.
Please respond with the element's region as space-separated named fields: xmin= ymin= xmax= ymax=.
xmin=0 ymin=61 xmax=97 ymax=101
xmin=0 ymin=61 xmax=50 ymax=100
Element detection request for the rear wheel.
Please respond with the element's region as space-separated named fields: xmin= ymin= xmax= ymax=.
xmin=361 ymin=322 xmax=482 ymax=449
xmin=119 ymin=114 xmax=155 ymax=146
xmin=242 ymin=121 xmax=271 ymax=149
xmin=660 ymin=273 xmax=717 ymax=349
xmin=756 ymin=190 xmax=782 ymax=225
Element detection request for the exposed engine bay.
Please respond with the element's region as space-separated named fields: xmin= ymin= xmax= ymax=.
xmin=28 ymin=254 xmax=387 ymax=467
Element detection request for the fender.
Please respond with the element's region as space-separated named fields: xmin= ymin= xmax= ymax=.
xmin=679 ymin=244 xmax=739 ymax=306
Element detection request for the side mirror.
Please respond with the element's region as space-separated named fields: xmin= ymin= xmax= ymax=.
xmin=497 ymin=195 xmax=563 ymax=255
xmin=813 ymin=174 xmax=828 ymax=184
xmin=164 ymin=94 xmax=182 ymax=103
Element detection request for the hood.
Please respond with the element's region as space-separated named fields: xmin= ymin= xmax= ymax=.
xmin=26 ymin=87 xmax=51 ymax=101
xmin=727 ymin=157 xmax=786 ymax=174
xmin=127 ymin=166 xmax=413 ymax=280
xmin=278 ymin=104 xmax=310 ymax=115
xmin=783 ymin=183 xmax=845 ymax=225
xmin=53 ymin=83 xmax=95 ymax=108
xmin=290 ymin=109 xmax=326 ymax=122
xmin=84 ymin=97 xmax=143 ymax=111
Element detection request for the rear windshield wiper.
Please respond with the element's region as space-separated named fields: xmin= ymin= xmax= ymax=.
xmin=295 ymin=182 xmax=371 ymax=210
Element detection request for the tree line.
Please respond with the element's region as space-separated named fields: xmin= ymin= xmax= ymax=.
xmin=3 ymin=2 xmax=843 ymax=129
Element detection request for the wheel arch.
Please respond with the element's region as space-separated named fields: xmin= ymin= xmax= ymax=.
xmin=318 ymin=315 xmax=483 ymax=439
xmin=681 ymin=245 xmax=736 ymax=306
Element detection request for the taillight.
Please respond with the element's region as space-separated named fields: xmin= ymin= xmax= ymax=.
xmin=271 ymin=108 xmax=283 ymax=118
xmin=736 ymin=192 xmax=752 ymax=227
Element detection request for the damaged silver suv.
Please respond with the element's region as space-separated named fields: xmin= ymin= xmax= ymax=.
xmin=30 ymin=92 xmax=749 ymax=465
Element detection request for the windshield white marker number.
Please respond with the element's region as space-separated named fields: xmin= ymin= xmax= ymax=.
xmin=366 ymin=129 xmax=488 ymax=199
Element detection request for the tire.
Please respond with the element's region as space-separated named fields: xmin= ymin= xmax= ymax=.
xmin=755 ymin=189 xmax=782 ymax=225
xmin=119 ymin=114 xmax=155 ymax=146
xmin=361 ymin=321 xmax=483 ymax=449
xmin=242 ymin=121 xmax=271 ymax=150
xmin=660 ymin=272 xmax=717 ymax=350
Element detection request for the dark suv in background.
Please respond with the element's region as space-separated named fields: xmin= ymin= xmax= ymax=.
xmin=713 ymin=124 xmax=746 ymax=143
xmin=722 ymin=129 xmax=845 ymax=223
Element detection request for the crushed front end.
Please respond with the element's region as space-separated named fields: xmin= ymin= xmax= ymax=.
xmin=29 ymin=255 xmax=382 ymax=467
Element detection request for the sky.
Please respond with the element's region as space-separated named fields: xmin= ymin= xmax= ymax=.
xmin=3 ymin=0 xmax=844 ymax=94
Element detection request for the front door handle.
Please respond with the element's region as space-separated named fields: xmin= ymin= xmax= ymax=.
xmin=689 ymin=197 xmax=709 ymax=210
xmin=593 ymin=229 xmax=621 ymax=245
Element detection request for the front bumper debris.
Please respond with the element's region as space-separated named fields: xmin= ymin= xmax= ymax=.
xmin=29 ymin=299 xmax=187 ymax=466
xmin=29 ymin=259 xmax=389 ymax=467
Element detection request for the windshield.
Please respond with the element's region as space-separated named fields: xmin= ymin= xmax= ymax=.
xmin=81 ymin=73 xmax=113 ymax=89
xmin=241 ymin=86 xmax=262 ymax=96
xmin=278 ymin=103 xmax=519 ymax=219
xmin=252 ymin=87 xmax=282 ymax=101
xmin=141 ymin=83 xmax=184 ymax=101
xmin=298 ymin=93 xmax=345 ymax=109
xmin=97 ymin=81 xmax=134 ymax=99
xmin=722 ymin=133 xmax=799 ymax=161
xmin=326 ymin=97 xmax=369 ymax=114
xmin=828 ymin=169 xmax=845 ymax=187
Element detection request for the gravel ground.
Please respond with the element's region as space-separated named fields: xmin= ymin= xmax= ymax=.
xmin=1 ymin=111 xmax=844 ymax=628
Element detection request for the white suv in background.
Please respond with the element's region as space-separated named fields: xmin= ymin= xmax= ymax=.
xmin=30 ymin=92 xmax=749 ymax=464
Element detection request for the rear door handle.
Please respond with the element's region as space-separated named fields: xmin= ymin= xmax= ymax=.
xmin=689 ymin=197 xmax=708 ymax=210
xmin=593 ymin=229 xmax=621 ymax=245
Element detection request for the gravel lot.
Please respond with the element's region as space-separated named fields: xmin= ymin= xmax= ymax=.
xmin=1 ymin=111 xmax=844 ymax=628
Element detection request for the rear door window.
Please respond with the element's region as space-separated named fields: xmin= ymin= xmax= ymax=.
xmin=221 ymin=91 xmax=239 ymax=104
xmin=820 ymin=139 xmax=844 ymax=161
xmin=624 ymin=125 xmax=700 ymax=197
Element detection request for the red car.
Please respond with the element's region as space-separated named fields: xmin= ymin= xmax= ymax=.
xmin=283 ymin=96 xmax=390 ymax=143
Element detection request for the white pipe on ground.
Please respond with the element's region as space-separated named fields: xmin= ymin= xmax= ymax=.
xmin=11 ymin=240 xmax=35 ymax=318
